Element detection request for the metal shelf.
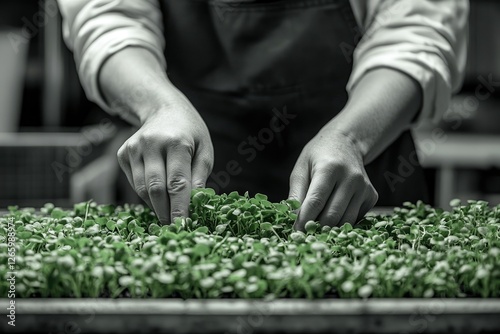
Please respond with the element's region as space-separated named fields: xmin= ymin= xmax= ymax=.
xmin=2 ymin=299 xmax=499 ymax=334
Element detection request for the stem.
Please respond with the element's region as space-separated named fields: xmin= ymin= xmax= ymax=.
xmin=83 ymin=200 xmax=92 ymax=221
xmin=271 ymin=228 xmax=284 ymax=243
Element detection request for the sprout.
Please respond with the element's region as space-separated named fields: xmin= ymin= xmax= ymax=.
xmin=358 ymin=285 xmax=373 ymax=298
xmin=156 ymin=273 xmax=175 ymax=284
xmin=304 ymin=221 xmax=319 ymax=234
xmin=2 ymin=192 xmax=499 ymax=299
xmin=341 ymin=281 xmax=354 ymax=293
xmin=290 ymin=231 xmax=306 ymax=243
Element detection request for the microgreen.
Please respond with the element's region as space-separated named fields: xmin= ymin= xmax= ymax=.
xmin=0 ymin=194 xmax=499 ymax=299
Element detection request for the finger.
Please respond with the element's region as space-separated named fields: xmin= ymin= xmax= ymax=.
xmin=357 ymin=191 xmax=378 ymax=223
xmin=166 ymin=143 xmax=192 ymax=221
xmin=127 ymin=149 xmax=154 ymax=210
xmin=144 ymin=153 xmax=170 ymax=225
xmin=338 ymin=193 xmax=365 ymax=226
xmin=117 ymin=146 xmax=134 ymax=191
xmin=318 ymin=184 xmax=354 ymax=227
xmin=288 ymin=159 xmax=310 ymax=205
xmin=191 ymin=142 xmax=214 ymax=189
xmin=294 ymin=170 xmax=336 ymax=231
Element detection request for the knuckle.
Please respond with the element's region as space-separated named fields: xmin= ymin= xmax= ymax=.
xmin=138 ymin=132 xmax=194 ymax=153
xmin=319 ymin=159 xmax=346 ymax=174
xmin=170 ymin=209 xmax=185 ymax=218
xmin=335 ymin=162 xmax=349 ymax=174
xmin=135 ymin=186 xmax=149 ymax=200
xmin=127 ymin=139 xmax=141 ymax=154
xmin=138 ymin=133 xmax=155 ymax=147
xmin=349 ymin=171 xmax=365 ymax=185
xmin=147 ymin=180 xmax=166 ymax=197
xmin=117 ymin=146 xmax=127 ymax=165
xmin=167 ymin=176 xmax=189 ymax=193
xmin=324 ymin=210 xmax=342 ymax=225
xmin=306 ymin=195 xmax=325 ymax=210
xmin=167 ymin=136 xmax=193 ymax=152
xmin=192 ymin=181 xmax=206 ymax=189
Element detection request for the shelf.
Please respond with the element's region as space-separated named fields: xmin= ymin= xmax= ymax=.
xmin=414 ymin=132 xmax=500 ymax=168
xmin=2 ymin=299 xmax=499 ymax=334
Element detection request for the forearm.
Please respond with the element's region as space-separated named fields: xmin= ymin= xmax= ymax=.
xmin=99 ymin=47 xmax=178 ymax=126
xmin=327 ymin=68 xmax=422 ymax=164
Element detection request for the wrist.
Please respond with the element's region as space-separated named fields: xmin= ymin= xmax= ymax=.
xmin=135 ymin=98 xmax=171 ymax=125
xmin=131 ymin=81 xmax=183 ymax=125
xmin=322 ymin=117 xmax=369 ymax=163
xmin=322 ymin=68 xmax=421 ymax=165
xmin=98 ymin=47 xmax=178 ymax=125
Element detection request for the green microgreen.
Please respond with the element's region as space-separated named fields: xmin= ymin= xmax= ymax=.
xmin=0 ymin=194 xmax=499 ymax=299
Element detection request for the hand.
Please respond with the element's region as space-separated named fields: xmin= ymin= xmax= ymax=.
xmin=289 ymin=130 xmax=378 ymax=230
xmin=117 ymin=91 xmax=214 ymax=224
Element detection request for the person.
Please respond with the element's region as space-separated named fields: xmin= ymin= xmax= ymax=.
xmin=58 ymin=0 xmax=468 ymax=229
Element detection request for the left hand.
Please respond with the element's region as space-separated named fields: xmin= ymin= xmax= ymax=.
xmin=289 ymin=129 xmax=378 ymax=230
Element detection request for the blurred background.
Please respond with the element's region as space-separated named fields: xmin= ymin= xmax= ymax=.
xmin=0 ymin=0 xmax=499 ymax=209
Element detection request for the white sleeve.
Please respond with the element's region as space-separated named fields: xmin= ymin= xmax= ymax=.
xmin=348 ymin=0 xmax=469 ymax=124
xmin=58 ymin=0 xmax=166 ymax=114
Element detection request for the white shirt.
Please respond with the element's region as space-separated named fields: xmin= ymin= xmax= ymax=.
xmin=58 ymin=0 xmax=469 ymax=124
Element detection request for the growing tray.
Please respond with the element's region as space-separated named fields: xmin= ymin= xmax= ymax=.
xmin=2 ymin=298 xmax=500 ymax=334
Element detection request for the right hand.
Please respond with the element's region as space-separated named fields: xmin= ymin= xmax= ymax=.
xmin=117 ymin=91 xmax=214 ymax=225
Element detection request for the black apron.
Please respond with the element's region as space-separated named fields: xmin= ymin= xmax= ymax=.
xmin=160 ymin=0 xmax=428 ymax=206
